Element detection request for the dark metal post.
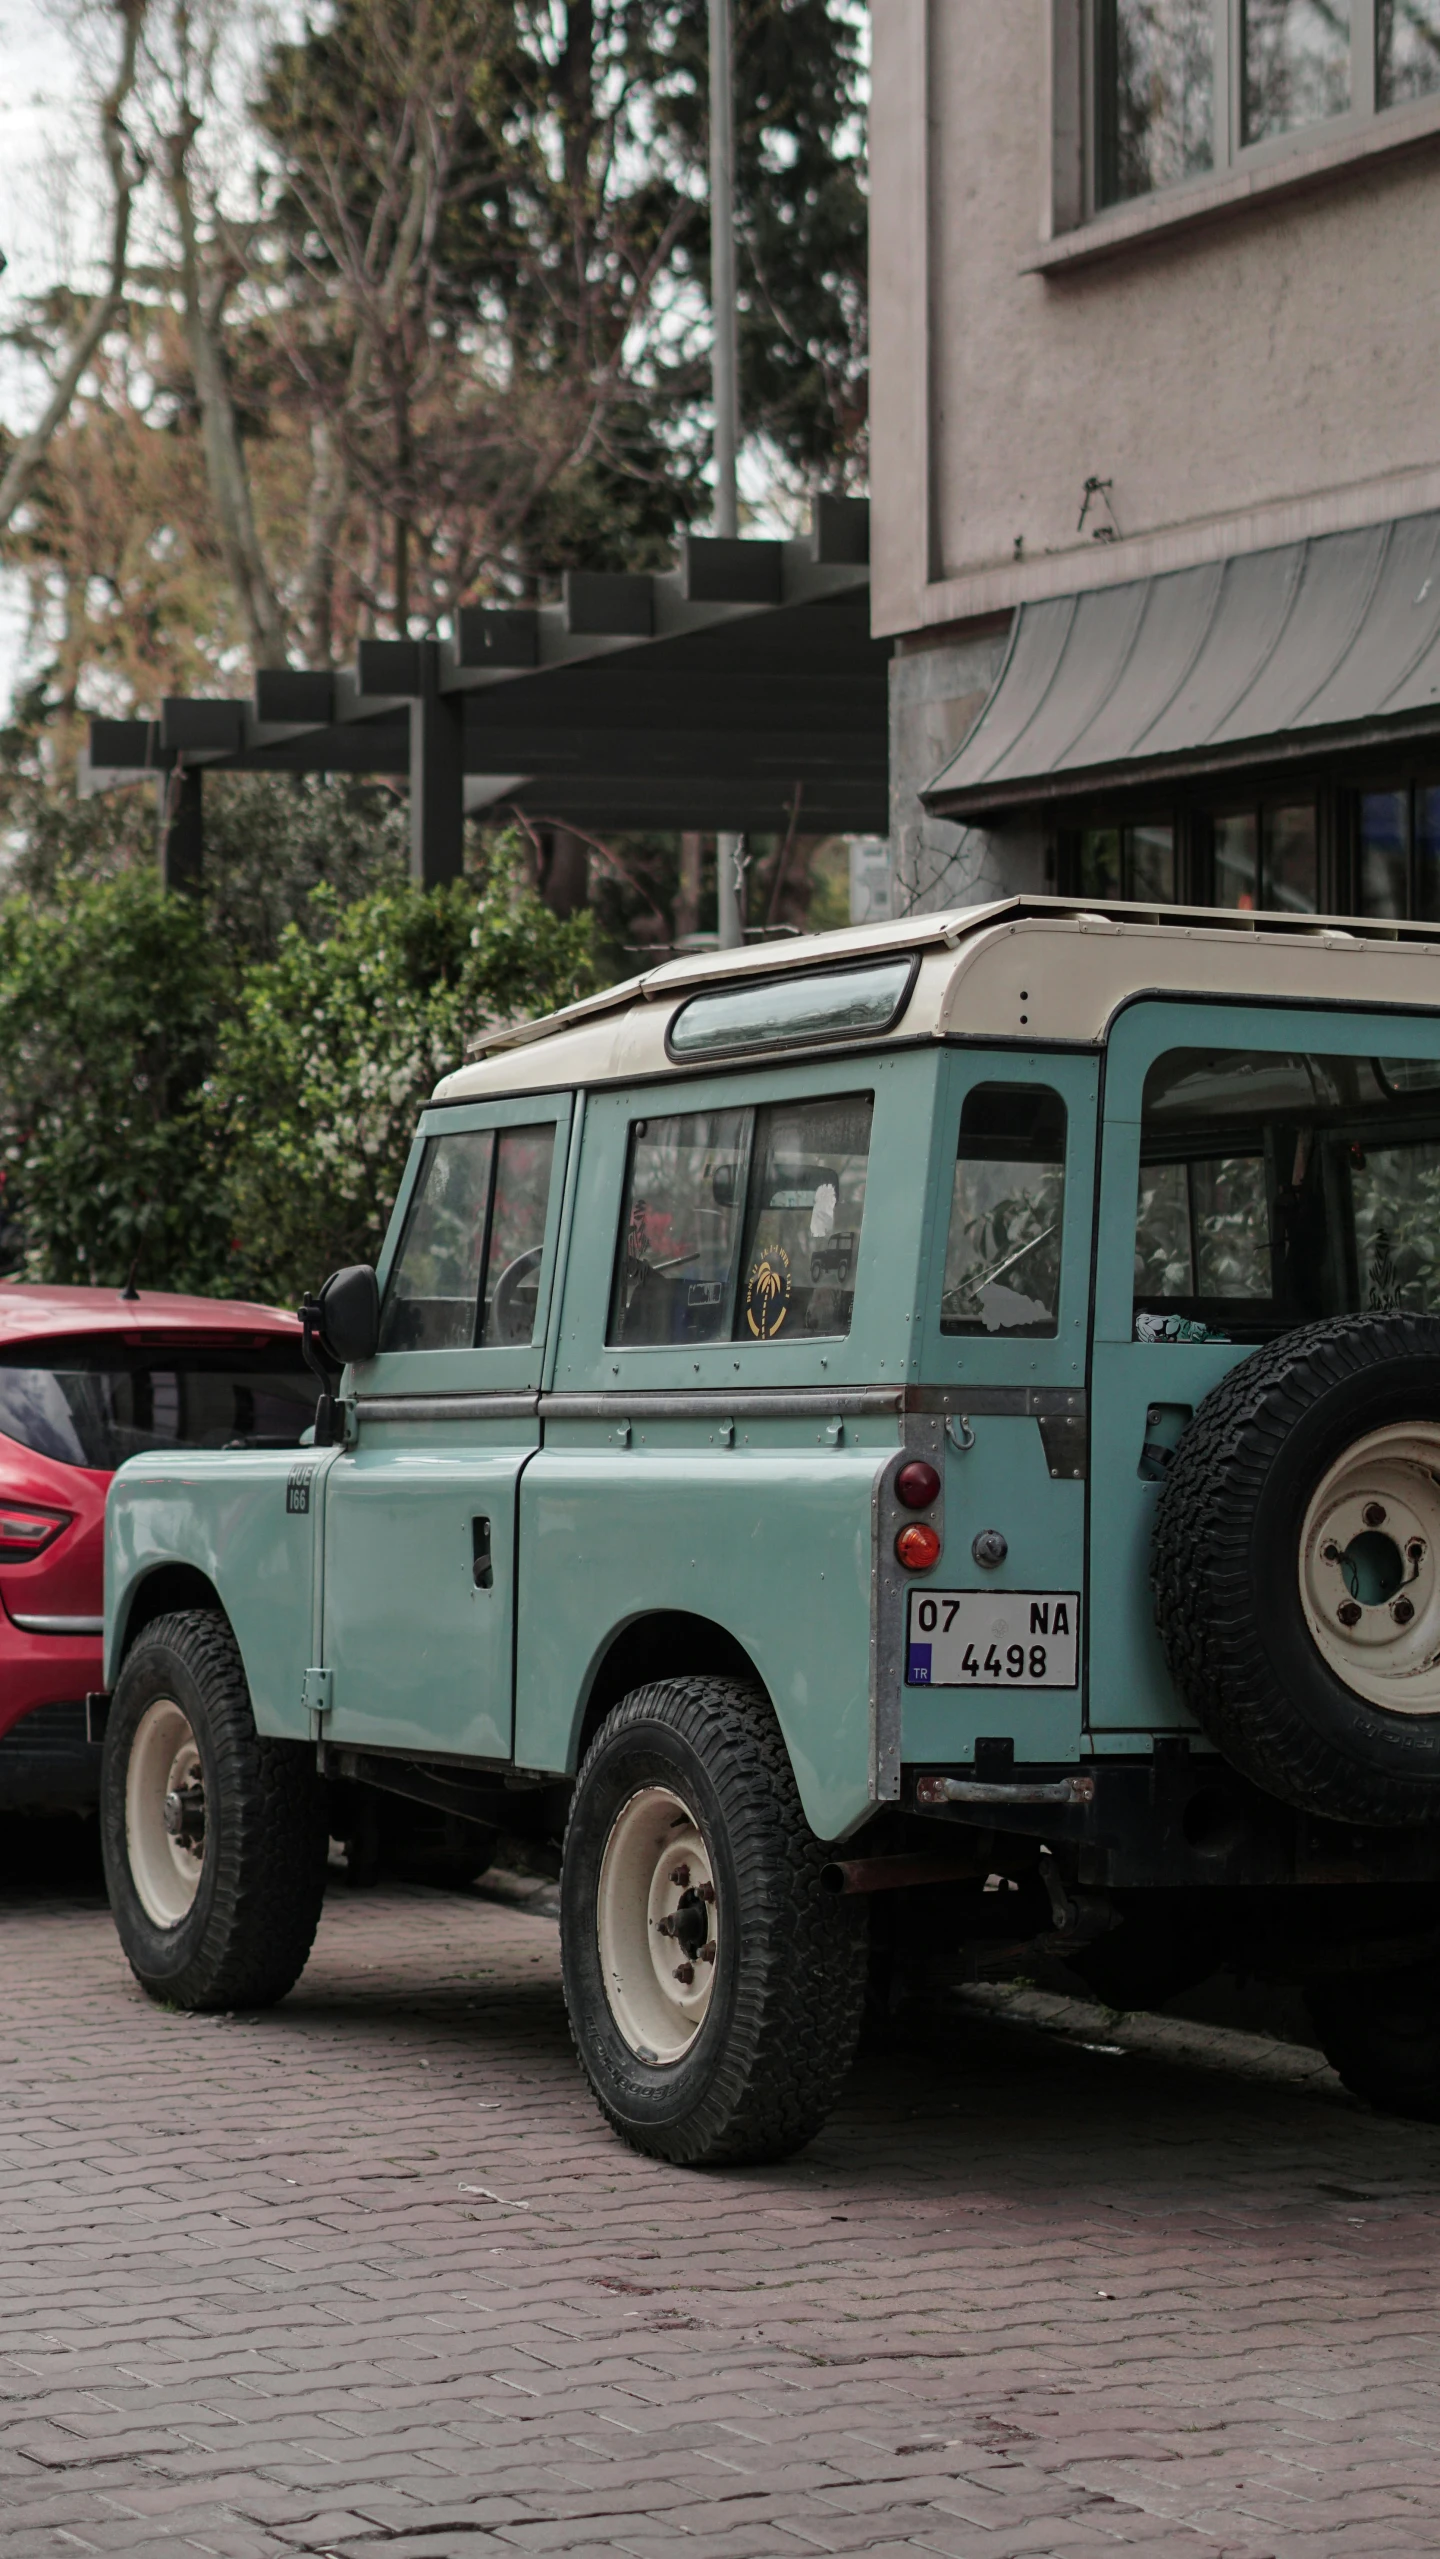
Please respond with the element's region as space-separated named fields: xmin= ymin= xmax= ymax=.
xmin=157 ymin=762 xmax=203 ymax=893
xmin=409 ymin=639 xmax=466 ymax=888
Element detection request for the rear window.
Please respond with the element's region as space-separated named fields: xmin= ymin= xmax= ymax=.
xmin=0 ymin=1338 xmax=315 ymax=1470
xmin=1136 ymin=1046 xmax=1440 ymax=1342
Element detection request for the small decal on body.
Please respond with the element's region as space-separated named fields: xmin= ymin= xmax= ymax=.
xmin=286 ymin=1466 xmax=316 ymax=1516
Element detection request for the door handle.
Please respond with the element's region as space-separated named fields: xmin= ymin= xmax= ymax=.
xmin=472 ymin=1516 xmax=493 ymax=1590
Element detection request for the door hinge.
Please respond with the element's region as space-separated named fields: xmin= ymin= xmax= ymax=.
xmin=301 ymin=1665 xmax=334 ymax=1739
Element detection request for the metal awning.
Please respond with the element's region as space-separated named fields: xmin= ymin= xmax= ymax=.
xmin=924 ymin=510 xmax=1440 ymax=820
xmin=83 ymin=501 xmax=888 ymax=887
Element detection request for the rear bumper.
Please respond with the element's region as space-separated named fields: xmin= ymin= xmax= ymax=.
xmin=0 ymin=1612 xmax=104 ymax=1809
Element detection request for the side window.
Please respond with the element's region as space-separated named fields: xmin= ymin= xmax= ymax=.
xmin=609 ymin=1092 xmax=874 ymax=1347
xmin=379 ymin=1123 xmax=558 ymax=1353
xmin=480 ymin=1125 xmax=557 ymax=1346
xmin=379 ymin=1131 xmax=493 ymax=1351
xmin=942 ymin=1084 xmax=1067 ymax=1337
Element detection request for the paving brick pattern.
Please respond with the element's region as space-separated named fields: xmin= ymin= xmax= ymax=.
xmin=2 ymin=1875 xmax=1439 ymax=2559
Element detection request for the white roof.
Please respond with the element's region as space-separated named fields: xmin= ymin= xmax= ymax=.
xmin=433 ymin=896 xmax=1440 ymax=1103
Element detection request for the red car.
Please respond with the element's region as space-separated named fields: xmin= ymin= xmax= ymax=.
xmin=0 ymin=1286 xmax=313 ymax=1813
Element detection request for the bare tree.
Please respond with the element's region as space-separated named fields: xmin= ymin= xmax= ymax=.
xmin=0 ymin=0 xmax=146 ymax=533
xmin=156 ymin=0 xmax=288 ymax=664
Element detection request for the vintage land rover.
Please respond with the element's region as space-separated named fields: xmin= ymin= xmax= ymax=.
xmin=95 ymin=897 xmax=1440 ymax=2160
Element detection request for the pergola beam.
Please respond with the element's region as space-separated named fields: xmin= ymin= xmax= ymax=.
xmin=84 ymin=504 xmax=887 ymax=887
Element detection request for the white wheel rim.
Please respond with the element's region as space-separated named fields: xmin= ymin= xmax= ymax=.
xmin=595 ymin=1786 xmax=718 ymax=2064
xmin=126 ymin=1698 xmax=207 ymax=1925
xmin=1300 ymin=1424 xmax=1440 ymax=1715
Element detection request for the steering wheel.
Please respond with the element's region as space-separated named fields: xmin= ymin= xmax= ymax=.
xmin=489 ymin=1245 xmax=544 ymax=1344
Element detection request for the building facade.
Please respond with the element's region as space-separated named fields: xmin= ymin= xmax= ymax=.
xmin=871 ymin=0 xmax=1440 ymax=919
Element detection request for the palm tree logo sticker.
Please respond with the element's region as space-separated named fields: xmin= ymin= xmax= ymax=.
xmin=745 ymin=1245 xmax=792 ymax=1339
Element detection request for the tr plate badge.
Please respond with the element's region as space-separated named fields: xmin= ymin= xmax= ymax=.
xmin=286 ymin=1466 xmax=316 ymax=1516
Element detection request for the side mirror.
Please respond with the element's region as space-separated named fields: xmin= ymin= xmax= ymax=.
xmin=317 ymin=1264 xmax=381 ymax=1367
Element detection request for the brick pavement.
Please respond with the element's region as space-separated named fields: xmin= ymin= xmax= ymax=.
xmin=2 ymin=1871 xmax=1439 ymax=2559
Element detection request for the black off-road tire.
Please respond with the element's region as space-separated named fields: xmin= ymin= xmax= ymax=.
xmin=1308 ymin=1966 xmax=1440 ymax=2120
xmin=1153 ymin=1314 xmax=1440 ymax=1826
xmin=560 ymin=1678 xmax=867 ymax=2166
xmin=101 ymin=1609 xmax=328 ymax=2008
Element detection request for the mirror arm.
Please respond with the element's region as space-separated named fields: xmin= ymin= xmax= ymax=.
xmin=298 ymin=1293 xmax=340 ymax=1450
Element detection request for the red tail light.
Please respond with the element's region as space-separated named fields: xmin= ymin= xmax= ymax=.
xmin=0 ymin=1504 xmax=70 ymax=1563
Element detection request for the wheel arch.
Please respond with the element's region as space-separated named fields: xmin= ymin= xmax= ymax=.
xmin=574 ymin=1610 xmax=765 ymax=1766
xmin=114 ymin=1563 xmax=228 ymax=1667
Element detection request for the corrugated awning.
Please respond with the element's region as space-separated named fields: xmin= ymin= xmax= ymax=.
xmin=924 ymin=511 xmax=1440 ymax=819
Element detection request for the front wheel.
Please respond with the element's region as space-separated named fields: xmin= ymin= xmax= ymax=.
xmin=101 ymin=1609 xmax=328 ymax=2009
xmin=560 ymin=1677 xmax=866 ymax=2166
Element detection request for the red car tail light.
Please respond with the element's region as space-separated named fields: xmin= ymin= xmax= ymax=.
xmin=0 ymin=1504 xmax=70 ymax=1563
xmin=894 ymin=1460 xmax=941 ymax=1509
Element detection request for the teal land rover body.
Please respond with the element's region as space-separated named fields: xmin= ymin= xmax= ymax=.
xmin=98 ymin=898 xmax=1440 ymax=2158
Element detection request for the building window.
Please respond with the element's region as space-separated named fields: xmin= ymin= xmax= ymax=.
xmin=1211 ymin=801 xmax=1318 ymax=913
xmin=1379 ymin=0 xmax=1440 ymax=101
xmin=1090 ymin=1 xmax=1440 ymax=211
xmin=1094 ymin=1 xmax=1216 ymax=204
xmin=1078 ymin=821 xmax=1177 ymax=899
xmin=1358 ymin=785 xmax=1440 ymax=919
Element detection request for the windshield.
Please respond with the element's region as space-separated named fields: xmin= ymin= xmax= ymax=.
xmin=0 ymin=1339 xmax=315 ymax=1470
xmin=1136 ymin=1047 xmax=1440 ymax=1342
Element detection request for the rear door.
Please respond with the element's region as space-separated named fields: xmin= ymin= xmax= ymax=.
xmin=322 ymin=1094 xmax=572 ymax=1760
xmin=904 ymin=1047 xmax=1098 ymax=1771
xmin=1088 ymin=1000 xmax=1440 ymax=1737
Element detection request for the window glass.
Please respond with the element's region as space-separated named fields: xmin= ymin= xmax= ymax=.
xmin=1378 ymin=0 xmax=1440 ymax=104
xmin=479 ymin=1126 xmax=556 ymax=1346
xmin=1212 ymin=804 xmax=1316 ymax=911
xmin=668 ymin=961 xmax=913 ymax=1061
xmin=1416 ymin=787 xmax=1440 ymax=921
xmin=1264 ymin=803 xmax=1319 ymax=913
xmin=611 ymin=1109 xmax=749 ymax=1345
xmin=1095 ymin=0 xmax=1215 ymax=206
xmin=1079 ymin=827 xmax=1122 ymax=898
xmin=1360 ymin=790 xmax=1409 ymax=917
xmin=1130 ymin=822 xmax=1177 ymax=900
xmin=1136 ymin=1044 xmax=1440 ymax=1342
xmin=736 ymin=1095 xmax=873 ymax=1342
xmin=943 ymin=1085 xmax=1067 ymax=1337
xmin=1214 ymin=811 xmax=1259 ymax=909
xmin=1243 ymin=0 xmax=1351 ymax=141
xmin=1079 ymin=822 xmax=1175 ymax=902
xmin=379 ymin=1131 xmax=494 ymax=1351
xmin=610 ymin=1094 xmax=874 ymax=1347
xmin=0 ymin=1342 xmax=314 ymax=1470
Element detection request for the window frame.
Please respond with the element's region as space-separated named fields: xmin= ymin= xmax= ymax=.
xmin=359 ymin=1091 xmax=574 ymax=1395
xmin=913 ymin=1050 xmax=1099 ymax=1389
xmin=550 ymin=1051 xmax=932 ymax=1396
xmin=1071 ymin=0 xmax=1414 ymax=222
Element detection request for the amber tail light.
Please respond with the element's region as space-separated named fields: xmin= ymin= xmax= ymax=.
xmin=0 ymin=1505 xmax=70 ymax=1563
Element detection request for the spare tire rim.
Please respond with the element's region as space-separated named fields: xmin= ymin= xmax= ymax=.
xmin=1301 ymin=1425 xmax=1440 ymax=1714
xmin=126 ymin=1697 xmax=207 ymax=1926
xmin=595 ymin=1786 xmax=718 ymax=2063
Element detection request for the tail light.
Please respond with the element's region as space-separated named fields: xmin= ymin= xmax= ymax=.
xmin=0 ymin=1504 xmax=70 ymax=1563
xmin=895 ymin=1522 xmax=942 ymax=1571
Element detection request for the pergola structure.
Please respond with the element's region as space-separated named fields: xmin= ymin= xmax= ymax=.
xmin=83 ymin=500 xmax=887 ymax=890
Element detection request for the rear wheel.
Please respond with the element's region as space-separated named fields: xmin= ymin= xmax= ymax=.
xmin=560 ymin=1677 xmax=866 ymax=2166
xmin=101 ymin=1609 xmax=327 ymax=2009
xmin=1308 ymin=1966 xmax=1440 ymax=2121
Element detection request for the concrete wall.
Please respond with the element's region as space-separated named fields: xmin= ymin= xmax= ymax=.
xmin=871 ymin=0 xmax=1440 ymax=646
xmin=889 ymin=628 xmax=1051 ymax=913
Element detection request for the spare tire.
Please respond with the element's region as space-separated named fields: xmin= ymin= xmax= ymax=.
xmin=1153 ymin=1313 xmax=1440 ymax=1827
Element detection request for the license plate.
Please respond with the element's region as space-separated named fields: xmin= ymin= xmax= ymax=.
xmin=905 ymin=1590 xmax=1080 ymax=1689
